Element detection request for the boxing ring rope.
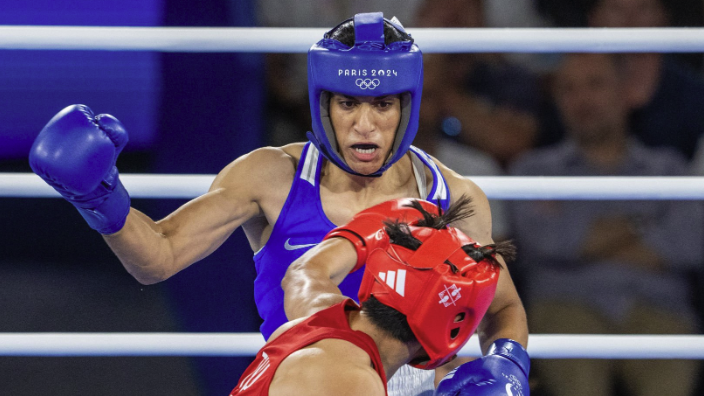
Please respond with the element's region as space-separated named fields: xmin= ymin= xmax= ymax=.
xmin=3 ymin=26 xmax=704 ymax=360
xmin=2 ymin=173 xmax=704 ymax=200
xmin=2 ymin=26 xmax=704 ymax=53
xmin=2 ymin=333 xmax=704 ymax=359
xmin=3 ymin=174 xmax=704 ymax=359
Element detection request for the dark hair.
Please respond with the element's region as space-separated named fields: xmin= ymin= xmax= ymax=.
xmin=361 ymin=295 xmax=416 ymax=344
xmin=326 ymin=18 xmax=413 ymax=47
xmin=384 ymin=194 xmax=516 ymax=267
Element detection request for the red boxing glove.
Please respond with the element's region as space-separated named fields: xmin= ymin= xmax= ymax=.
xmin=323 ymin=198 xmax=440 ymax=272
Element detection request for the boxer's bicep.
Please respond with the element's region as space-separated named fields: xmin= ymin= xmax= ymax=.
xmin=282 ymin=238 xmax=358 ymax=319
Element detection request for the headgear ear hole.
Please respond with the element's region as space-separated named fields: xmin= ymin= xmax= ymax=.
xmin=454 ymin=313 xmax=466 ymax=323
xmin=450 ymin=327 xmax=460 ymax=339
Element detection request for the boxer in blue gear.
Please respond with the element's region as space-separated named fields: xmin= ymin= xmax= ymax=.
xmin=30 ymin=12 xmax=529 ymax=396
xmin=254 ymin=142 xmax=450 ymax=339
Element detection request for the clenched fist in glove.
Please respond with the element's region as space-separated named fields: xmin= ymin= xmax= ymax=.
xmin=29 ymin=104 xmax=131 ymax=234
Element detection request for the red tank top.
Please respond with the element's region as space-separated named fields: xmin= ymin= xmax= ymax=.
xmin=230 ymin=299 xmax=387 ymax=395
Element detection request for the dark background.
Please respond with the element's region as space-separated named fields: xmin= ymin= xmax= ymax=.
xmin=3 ymin=1 xmax=704 ymax=395
xmin=0 ymin=0 xmax=264 ymax=394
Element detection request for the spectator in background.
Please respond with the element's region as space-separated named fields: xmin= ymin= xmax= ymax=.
xmin=413 ymin=58 xmax=511 ymax=240
xmin=483 ymin=0 xmax=562 ymax=75
xmin=410 ymin=0 xmax=547 ymax=242
xmin=509 ymin=52 xmax=703 ymax=396
xmin=413 ymin=0 xmax=544 ymax=169
xmin=588 ymin=0 xmax=704 ymax=161
xmin=536 ymin=0 xmax=703 ymax=32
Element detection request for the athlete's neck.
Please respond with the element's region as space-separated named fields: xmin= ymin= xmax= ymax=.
xmin=319 ymin=154 xmax=422 ymax=226
xmin=348 ymin=310 xmax=421 ymax=379
xmin=322 ymin=154 xmax=415 ymax=195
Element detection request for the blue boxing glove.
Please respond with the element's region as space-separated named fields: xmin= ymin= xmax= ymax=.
xmin=29 ymin=104 xmax=131 ymax=234
xmin=435 ymin=339 xmax=530 ymax=396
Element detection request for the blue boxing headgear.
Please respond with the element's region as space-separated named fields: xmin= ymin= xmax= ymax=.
xmin=306 ymin=12 xmax=423 ymax=177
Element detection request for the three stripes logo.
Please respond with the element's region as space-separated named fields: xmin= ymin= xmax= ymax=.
xmin=378 ymin=269 xmax=406 ymax=296
xmin=377 ymin=271 xmax=464 ymax=306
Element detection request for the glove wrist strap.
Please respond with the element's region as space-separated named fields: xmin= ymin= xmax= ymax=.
xmin=74 ymin=178 xmax=131 ymax=234
xmin=488 ymin=338 xmax=530 ymax=377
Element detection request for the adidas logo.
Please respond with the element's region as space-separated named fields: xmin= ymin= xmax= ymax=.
xmin=378 ymin=269 xmax=406 ymax=296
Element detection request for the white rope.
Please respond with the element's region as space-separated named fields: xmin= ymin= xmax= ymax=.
xmin=473 ymin=176 xmax=704 ymax=200
xmin=3 ymin=173 xmax=704 ymax=200
xmin=2 ymin=26 xmax=704 ymax=53
xmin=0 ymin=333 xmax=265 ymax=357
xmin=0 ymin=173 xmax=213 ymax=199
xmin=1 ymin=333 xmax=703 ymax=359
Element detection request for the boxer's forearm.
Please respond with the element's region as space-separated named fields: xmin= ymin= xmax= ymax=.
xmin=477 ymin=299 xmax=529 ymax=354
xmin=103 ymin=208 xmax=183 ymax=284
xmin=475 ymin=253 xmax=529 ymax=354
xmin=282 ymin=267 xmax=348 ymax=320
xmin=283 ymin=239 xmax=357 ymax=320
xmin=103 ymin=205 xmax=223 ymax=284
xmin=104 ymin=184 xmax=258 ymax=284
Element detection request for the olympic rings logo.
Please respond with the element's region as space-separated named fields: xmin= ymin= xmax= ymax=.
xmin=355 ymin=78 xmax=381 ymax=90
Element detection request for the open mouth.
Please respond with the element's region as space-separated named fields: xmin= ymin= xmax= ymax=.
xmin=352 ymin=144 xmax=378 ymax=155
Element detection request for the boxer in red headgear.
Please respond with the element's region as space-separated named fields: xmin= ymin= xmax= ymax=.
xmin=230 ymin=197 xmax=522 ymax=396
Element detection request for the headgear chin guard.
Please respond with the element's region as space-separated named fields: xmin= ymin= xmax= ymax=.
xmin=358 ymin=224 xmax=500 ymax=369
xmin=307 ymin=12 xmax=423 ymax=177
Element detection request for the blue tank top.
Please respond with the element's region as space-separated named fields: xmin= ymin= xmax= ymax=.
xmin=253 ymin=142 xmax=451 ymax=339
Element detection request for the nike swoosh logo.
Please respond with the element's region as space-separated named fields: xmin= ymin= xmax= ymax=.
xmin=284 ymin=238 xmax=318 ymax=251
xmin=506 ymin=383 xmax=514 ymax=396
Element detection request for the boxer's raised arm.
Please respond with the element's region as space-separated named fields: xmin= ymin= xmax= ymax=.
xmin=103 ymin=147 xmax=291 ymax=284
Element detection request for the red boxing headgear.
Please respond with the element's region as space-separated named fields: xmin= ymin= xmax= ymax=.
xmin=358 ymin=217 xmax=499 ymax=369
